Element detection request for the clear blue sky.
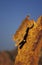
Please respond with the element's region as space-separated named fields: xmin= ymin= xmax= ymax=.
xmin=0 ymin=0 xmax=42 ymax=51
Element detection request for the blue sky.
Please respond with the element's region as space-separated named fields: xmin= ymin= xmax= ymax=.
xmin=0 ymin=0 xmax=42 ymax=51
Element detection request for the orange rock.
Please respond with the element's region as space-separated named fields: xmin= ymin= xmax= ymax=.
xmin=13 ymin=16 xmax=42 ymax=65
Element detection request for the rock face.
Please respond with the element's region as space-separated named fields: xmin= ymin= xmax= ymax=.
xmin=0 ymin=48 xmax=18 ymax=65
xmin=13 ymin=16 xmax=42 ymax=65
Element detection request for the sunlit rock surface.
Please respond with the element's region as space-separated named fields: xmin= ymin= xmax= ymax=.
xmin=0 ymin=16 xmax=42 ymax=65
xmin=13 ymin=16 xmax=42 ymax=65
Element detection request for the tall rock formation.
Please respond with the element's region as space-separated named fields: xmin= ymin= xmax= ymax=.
xmin=13 ymin=16 xmax=42 ymax=65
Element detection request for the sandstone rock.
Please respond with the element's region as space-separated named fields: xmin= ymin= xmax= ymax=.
xmin=0 ymin=48 xmax=18 ymax=65
xmin=13 ymin=16 xmax=42 ymax=65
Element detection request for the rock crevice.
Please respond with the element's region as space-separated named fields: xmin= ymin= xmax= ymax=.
xmin=13 ymin=16 xmax=42 ymax=65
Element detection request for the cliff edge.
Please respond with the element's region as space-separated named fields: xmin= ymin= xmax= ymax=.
xmin=13 ymin=16 xmax=42 ymax=65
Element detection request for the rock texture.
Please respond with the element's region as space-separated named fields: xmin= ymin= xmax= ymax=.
xmin=0 ymin=48 xmax=18 ymax=65
xmin=13 ymin=16 xmax=42 ymax=65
